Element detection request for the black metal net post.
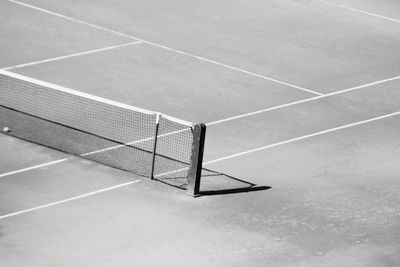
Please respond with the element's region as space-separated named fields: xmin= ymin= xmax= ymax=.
xmin=186 ymin=123 xmax=206 ymax=197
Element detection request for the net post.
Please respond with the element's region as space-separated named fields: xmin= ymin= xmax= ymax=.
xmin=187 ymin=123 xmax=206 ymax=197
xmin=150 ymin=113 xmax=160 ymax=180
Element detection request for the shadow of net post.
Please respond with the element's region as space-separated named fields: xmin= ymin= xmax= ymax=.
xmin=199 ymin=168 xmax=271 ymax=196
xmin=155 ymin=167 xmax=270 ymax=196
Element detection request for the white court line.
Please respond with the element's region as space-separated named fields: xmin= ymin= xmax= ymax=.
xmin=0 ymin=158 xmax=72 ymax=178
xmin=1 ymin=74 xmax=399 ymax=179
xmin=1 ymin=109 xmax=400 ymax=220
xmin=205 ymin=110 xmax=400 ymax=165
xmin=318 ymin=0 xmax=400 ymax=24
xmin=0 ymin=180 xmax=141 ymax=220
xmin=6 ymin=0 xmax=138 ymax=40
xmin=1 ymin=41 xmax=143 ymax=70
xmin=207 ymin=75 xmax=400 ymax=126
xmin=81 ymin=128 xmax=190 ymax=157
xmin=142 ymin=42 xmax=323 ymax=96
xmin=6 ymin=0 xmax=322 ymax=96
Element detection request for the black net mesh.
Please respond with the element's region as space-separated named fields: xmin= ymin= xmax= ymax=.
xmin=0 ymin=72 xmax=203 ymax=187
xmin=153 ymin=116 xmax=194 ymax=189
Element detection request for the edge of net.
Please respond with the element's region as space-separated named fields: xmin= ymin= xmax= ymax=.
xmin=0 ymin=70 xmax=194 ymax=126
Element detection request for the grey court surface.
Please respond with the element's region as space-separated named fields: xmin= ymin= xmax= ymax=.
xmin=1 ymin=0 xmax=400 ymax=266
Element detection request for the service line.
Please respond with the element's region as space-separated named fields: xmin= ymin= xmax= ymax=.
xmin=2 ymin=41 xmax=143 ymax=70
xmin=207 ymin=75 xmax=400 ymax=126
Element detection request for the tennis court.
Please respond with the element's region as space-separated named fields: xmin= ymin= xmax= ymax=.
xmin=1 ymin=0 xmax=400 ymax=266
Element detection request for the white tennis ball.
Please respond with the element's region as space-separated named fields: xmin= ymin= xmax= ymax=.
xmin=3 ymin=127 xmax=10 ymax=132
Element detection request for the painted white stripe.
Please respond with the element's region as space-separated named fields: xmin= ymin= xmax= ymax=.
xmin=154 ymin=166 xmax=189 ymax=178
xmin=0 ymin=127 xmax=191 ymax=180
xmin=2 ymin=41 xmax=143 ymax=71
xmin=6 ymin=0 xmax=322 ymax=96
xmin=207 ymin=75 xmax=400 ymax=126
xmin=81 ymin=128 xmax=190 ymax=157
xmin=6 ymin=0 xmax=139 ymax=40
xmin=142 ymin=41 xmax=323 ymax=96
xmin=0 ymin=158 xmax=72 ymax=178
xmin=205 ymin=110 xmax=400 ymax=165
xmin=339 ymin=75 xmax=400 ymax=92
xmin=0 ymin=180 xmax=141 ymax=219
xmin=319 ymin=0 xmax=400 ymax=24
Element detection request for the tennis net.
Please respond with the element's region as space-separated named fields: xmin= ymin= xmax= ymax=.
xmin=0 ymin=70 xmax=205 ymax=196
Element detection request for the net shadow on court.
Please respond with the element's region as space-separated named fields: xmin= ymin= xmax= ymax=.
xmin=0 ymin=70 xmax=205 ymax=196
xmin=200 ymin=168 xmax=271 ymax=196
xmin=156 ymin=167 xmax=271 ymax=196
